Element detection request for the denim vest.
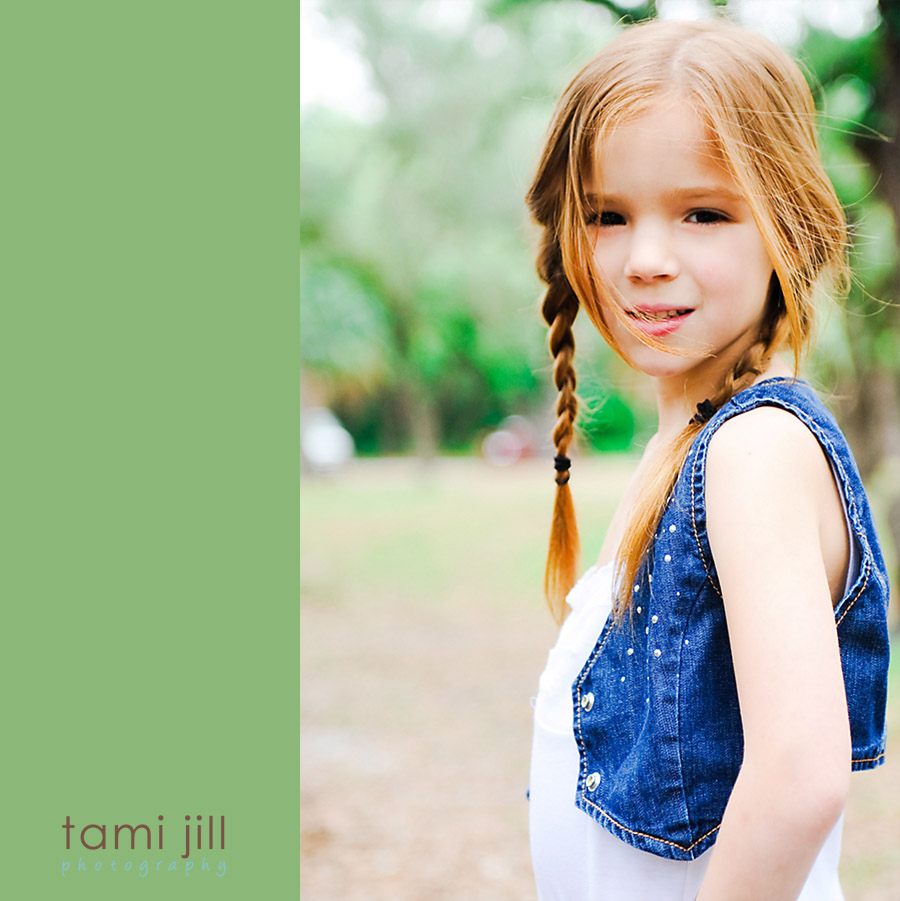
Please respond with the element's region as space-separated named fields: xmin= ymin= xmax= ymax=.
xmin=572 ymin=378 xmax=890 ymax=861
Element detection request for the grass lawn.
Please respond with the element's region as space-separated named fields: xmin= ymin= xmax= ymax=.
xmin=301 ymin=456 xmax=899 ymax=900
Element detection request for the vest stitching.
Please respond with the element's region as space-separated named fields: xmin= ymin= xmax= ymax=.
xmin=573 ymin=621 xmax=616 ymax=789
xmin=835 ymin=558 xmax=871 ymax=628
xmin=783 ymin=408 xmax=874 ymax=576
xmin=674 ymin=594 xmax=694 ymax=842
xmin=852 ymin=751 xmax=885 ymax=764
xmin=579 ymin=793 xmax=721 ymax=852
xmin=690 ymin=437 xmax=721 ymax=598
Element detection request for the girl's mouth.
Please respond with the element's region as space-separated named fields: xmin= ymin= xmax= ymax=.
xmin=627 ymin=308 xmax=692 ymax=321
xmin=625 ymin=308 xmax=693 ymax=336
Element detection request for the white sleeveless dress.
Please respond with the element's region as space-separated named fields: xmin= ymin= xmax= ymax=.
xmin=529 ymin=563 xmax=846 ymax=901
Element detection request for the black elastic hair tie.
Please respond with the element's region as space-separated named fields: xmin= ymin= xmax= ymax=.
xmin=554 ymin=454 xmax=571 ymax=485
xmin=689 ymin=399 xmax=718 ymax=425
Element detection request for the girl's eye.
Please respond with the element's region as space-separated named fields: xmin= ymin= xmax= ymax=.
xmin=686 ymin=209 xmax=729 ymax=224
xmin=587 ymin=210 xmax=625 ymax=227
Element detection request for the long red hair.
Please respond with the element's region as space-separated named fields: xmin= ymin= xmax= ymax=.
xmin=527 ymin=18 xmax=849 ymax=624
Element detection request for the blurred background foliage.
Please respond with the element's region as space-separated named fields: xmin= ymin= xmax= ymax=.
xmin=300 ymin=0 xmax=900 ymax=556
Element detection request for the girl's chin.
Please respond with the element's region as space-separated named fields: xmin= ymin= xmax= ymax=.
xmin=621 ymin=348 xmax=705 ymax=381
xmin=626 ymin=351 xmax=751 ymax=390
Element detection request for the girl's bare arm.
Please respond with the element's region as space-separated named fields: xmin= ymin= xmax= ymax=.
xmin=697 ymin=406 xmax=851 ymax=900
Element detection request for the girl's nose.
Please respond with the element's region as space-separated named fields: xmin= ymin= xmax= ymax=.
xmin=623 ymin=223 xmax=679 ymax=281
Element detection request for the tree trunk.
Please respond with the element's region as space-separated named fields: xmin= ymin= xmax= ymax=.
xmin=841 ymin=0 xmax=900 ymax=623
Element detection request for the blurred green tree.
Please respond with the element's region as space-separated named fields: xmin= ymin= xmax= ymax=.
xmin=301 ymin=0 xmax=641 ymax=455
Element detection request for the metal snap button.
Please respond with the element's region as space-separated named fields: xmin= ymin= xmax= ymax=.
xmin=586 ymin=772 xmax=601 ymax=791
xmin=581 ymin=692 xmax=594 ymax=712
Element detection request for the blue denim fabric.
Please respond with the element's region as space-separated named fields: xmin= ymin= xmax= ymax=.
xmin=572 ymin=378 xmax=890 ymax=861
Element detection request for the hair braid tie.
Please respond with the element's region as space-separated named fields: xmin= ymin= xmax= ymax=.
xmin=554 ymin=454 xmax=572 ymax=485
xmin=689 ymin=399 xmax=718 ymax=425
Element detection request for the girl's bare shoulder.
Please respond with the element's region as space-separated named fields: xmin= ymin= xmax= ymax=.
xmin=706 ymin=404 xmax=827 ymax=483
xmin=704 ymin=404 xmax=837 ymax=547
xmin=705 ymin=404 xmax=846 ymax=574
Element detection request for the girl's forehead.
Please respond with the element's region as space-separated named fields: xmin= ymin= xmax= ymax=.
xmin=585 ymin=100 xmax=730 ymax=191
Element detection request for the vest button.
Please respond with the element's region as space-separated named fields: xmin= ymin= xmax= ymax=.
xmin=586 ymin=772 xmax=601 ymax=791
xmin=581 ymin=692 xmax=594 ymax=712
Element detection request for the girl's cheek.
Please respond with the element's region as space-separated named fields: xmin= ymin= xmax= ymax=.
xmin=698 ymin=264 xmax=729 ymax=287
xmin=695 ymin=250 xmax=743 ymax=290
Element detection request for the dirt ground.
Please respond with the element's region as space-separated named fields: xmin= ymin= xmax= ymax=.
xmin=300 ymin=458 xmax=900 ymax=900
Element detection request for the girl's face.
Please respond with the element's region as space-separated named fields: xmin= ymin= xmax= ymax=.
xmin=586 ymin=101 xmax=774 ymax=386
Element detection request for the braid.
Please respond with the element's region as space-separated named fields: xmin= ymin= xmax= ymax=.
xmin=544 ymin=284 xmax=579 ymax=475
xmin=539 ymin=237 xmax=582 ymax=624
xmin=711 ymin=338 xmax=773 ymax=410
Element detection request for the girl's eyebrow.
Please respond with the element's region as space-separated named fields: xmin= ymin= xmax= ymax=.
xmin=665 ymin=186 xmax=745 ymax=202
xmin=585 ymin=186 xmax=745 ymax=204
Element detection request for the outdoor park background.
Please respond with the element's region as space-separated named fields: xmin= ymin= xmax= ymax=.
xmin=300 ymin=0 xmax=900 ymax=897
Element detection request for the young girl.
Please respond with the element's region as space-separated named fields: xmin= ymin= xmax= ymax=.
xmin=526 ymin=18 xmax=890 ymax=901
